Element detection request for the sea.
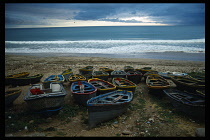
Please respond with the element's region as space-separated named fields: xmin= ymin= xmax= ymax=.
xmin=5 ymin=26 xmax=205 ymax=61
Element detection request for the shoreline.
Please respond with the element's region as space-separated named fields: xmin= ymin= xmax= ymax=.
xmin=5 ymin=52 xmax=205 ymax=62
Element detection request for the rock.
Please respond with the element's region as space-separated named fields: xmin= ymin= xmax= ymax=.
xmin=113 ymin=124 xmax=119 ymax=128
xmin=148 ymin=117 xmax=155 ymax=123
xmin=195 ymin=128 xmax=205 ymax=137
xmin=140 ymin=132 xmax=145 ymax=136
xmin=29 ymin=120 xmax=34 ymax=124
xmin=122 ymin=130 xmax=132 ymax=135
xmin=5 ymin=134 xmax=13 ymax=137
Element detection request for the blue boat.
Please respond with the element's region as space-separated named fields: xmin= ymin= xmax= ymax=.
xmin=71 ymin=81 xmax=97 ymax=106
xmin=87 ymin=90 xmax=133 ymax=129
xmin=43 ymin=75 xmax=64 ymax=88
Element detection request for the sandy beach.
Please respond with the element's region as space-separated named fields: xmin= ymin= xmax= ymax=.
xmin=5 ymin=54 xmax=205 ymax=137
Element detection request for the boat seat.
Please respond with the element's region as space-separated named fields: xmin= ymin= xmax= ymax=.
xmin=50 ymin=83 xmax=62 ymax=92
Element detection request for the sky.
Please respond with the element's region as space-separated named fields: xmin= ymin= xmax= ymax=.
xmin=5 ymin=3 xmax=205 ymax=28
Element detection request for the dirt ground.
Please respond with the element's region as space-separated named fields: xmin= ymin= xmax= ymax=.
xmin=5 ymin=54 xmax=205 ymax=137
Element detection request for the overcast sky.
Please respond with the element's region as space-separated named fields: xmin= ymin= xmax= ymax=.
xmin=5 ymin=3 xmax=205 ymax=28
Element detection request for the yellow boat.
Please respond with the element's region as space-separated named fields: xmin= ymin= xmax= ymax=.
xmin=68 ymin=74 xmax=86 ymax=83
xmin=5 ymin=72 xmax=30 ymax=85
xmin=146 ymin=75 xmax=170 ymax=96
xmin=112 ymin=77 xmax=136 ymax=93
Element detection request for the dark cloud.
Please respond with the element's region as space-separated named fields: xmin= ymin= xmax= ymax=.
xmin=5 ymin=3 xmax=205 ymax=28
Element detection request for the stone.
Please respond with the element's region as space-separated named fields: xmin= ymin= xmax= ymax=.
xmin=195 ymin=128 xmax=205 ymax=137
xmin=122 ymin=130 xmax=132 ymax=135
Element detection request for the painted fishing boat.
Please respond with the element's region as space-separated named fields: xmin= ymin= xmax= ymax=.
xmin=112 ymin=77 xmax=136 ymax=93
xmin=126 ymin=71 xmax=143 ymax=84
xmin=158 ymin=71 xmax=188 ymax=79
xmin=187 ymin=72 xmax=205 ymax=83
xmin=163 ymin=89 xmax=205 ymax=120
xmin=5 ymin=72 xmax=30 ymax=85
xmin=24 ymin=82 xmax=67 ymax=112
xmin=92 ymin=71 xmax=109 ymax=81
xmin=171 ymin=76 xmax=205 ymax=93
xmin=146 ymin=75 xmax=170 ymax=96
xmin=99 ymin=67 xmax=114 ymax=78
xmin=5 ymin=89 xmax=22 ymax=107
xmin=43 ymin=75 xmax=64 ymax=88
xmin=136 ymin=67 xmax=153 ymax=75
xmin=68 ymin=74 xmax=86 ymax=83
xmin=124 ymin=66 xmax=134 ymax=72
xmin=88 ymin=78 xmax=116 ymax=95
xmin=61 ymin=69 xmax=73 ymax=82
xmin=71 ymin=81 xmax=97 ymax=106
xmin=87 ymin=90 xmax=133 ymax=129
xmin=111 ymin=70 xmax=127 ymax=78
xmin=8 ymin=74 xmax=43 ymax=87
xmin=79 ymin=66 xmax=94 ymax=75
xmin=143 ymin=71 xmax=159 ymax=81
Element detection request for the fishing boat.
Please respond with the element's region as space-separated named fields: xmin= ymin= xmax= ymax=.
xmin=163 ymin=89 xmax=205 ymax=120
xmin=5 ymin=72 xmax=30 ymax=85
xmin=5 ymin=89 xmax=22 ymax=107
xmin=68 ymin=74 xmax=86 ymax=83
xmin=124 ymin=66 xmax=134 ymax=72
xmin=171 ymin=76 xmax=205 ymax=93
xmin=87 ymin=90 xmax=133 ymax=129
xmin=99 ymin=67 xmax=114 ymax=78
xmin=158 ymin=71 xmax=188 ymax=79
xmin=143 ymin=71 xmax=159 ymax=81
xmin=61 ymin=69 xmax=73 ymax=82
xmin=126 ymin=71 xmax=143 ymax=84
xmin=196 ymin=89 xmax=205 ymax=97
xmin=88 ymin=78 xmax=116 ymax=95
xmin=71 ymin=81 xmax=97 ymax=106
xmin=92 ymin=71 xmax=109 ymax=81
xmin=8 ymin=74 xmax=43 ymax=87
xmin=146 ymin=75 xmax=170 ymax=96
xmin=79 ymin=66 xmax=94 ymax=75
xmin=136 ymin=67 xmax=153 ymax=75
xmin=112 ymin=77 xmax=136 ymax=93
xmin=24 ymin=82 xmax=67 ymax=112
xmin=111 ymin=70 xmax=127 ymax=78
xmin=43 ymin=75 xmax=64 ymax=88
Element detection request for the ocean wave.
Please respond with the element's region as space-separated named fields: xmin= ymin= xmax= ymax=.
xmin=5 ymin=38 xmax=205 ymax=44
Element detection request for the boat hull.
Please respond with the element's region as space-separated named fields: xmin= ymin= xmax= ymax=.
xmin=5 ymin=72 xmax=30 ymax=85
xmin=8 ymin=74 xmax=43 ymax=87
xmin=112 ymin=77 xmax=136 ymax=93
xmin=163 ymin=89 xmax=205 ymax=120
xmin=43 ymin=75 xmax=64 ymax=88
xmin=88 ymin=103 xmax=129 ymax=128
xmin=71 ymin=81 xmax=97 ymax=106
xmin=24 ymin=83 xmax=66 ymax=112
xmin=5 ymin=89 xmax=22 ymax=107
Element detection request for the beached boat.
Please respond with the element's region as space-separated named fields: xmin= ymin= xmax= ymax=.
xmin=124 ymin=66 xmax=134 ymax=72
xmin=126 ymin=71 xmax=143 ymax=84
xmin=143 ymin=71 xmax=159 ymax=81
xmin=61 ymin=69 xmax=73 ymax=82
xmin=79 ymin=66 xmax=94 ymax=75
xmin=112 ymin=77 xmax=136 ymax=93
xmin=8 ymin=74 xmax=43 ymax=87
xmin=5 ymin=89 xmax=22 ymax=107
xmin=136 ymin=67 xmax=153 ymax=75
xmin=5 ymin=72 xmax=30 ymax=85
xmin=158 ymin=71 xmax=188 ymax=79
xmin=146 ymin=75 xmax=170 ymax=96
xmin=24 ymin=82 xmax=67 ymax=112
xmin=196 ymin=89 xmax=205 ymax=97
xmin=88 ymin=78 xmax=116 ymax=95
xmin=111 ymin=70 xmax=127 ymax=78
xmin=68 ymin=74 xmax=86 ymax=83
xmin=92 ymin=71 xmax=109 ymax=81
xmin=99 ymin=67 xmax=114 ymax=78
xmin=43 ymin=75 xmax=64 ymax=88
xmin=163 ymin=89 xmax=205 ymax=120
xmin=87 ymin=90 xmax=133 ymax=129
xmin=71 ymin=81 xmax=97 ymax=106
xmin=171 ymin=76 xmax=205 ymax=93
xmin=187 ymin=72 xmax=205 ymax=83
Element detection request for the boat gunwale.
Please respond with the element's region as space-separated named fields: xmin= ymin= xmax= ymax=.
xmin=88 ymin=78 xmax=116 ymax=91
xmin=71 ymin=81 xmax=97 ymax=95
xmin=163 ymin=89 xmax=205 ymax=107
xmin=112 ymin=77 xmax=136 ymax=88
xmin=5 ymin=89 xmax=22 ymax=97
